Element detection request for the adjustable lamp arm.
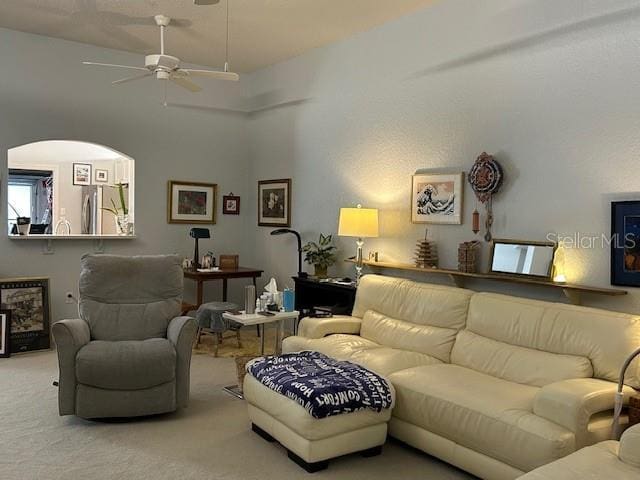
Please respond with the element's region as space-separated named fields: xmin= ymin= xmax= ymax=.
xmin=612 ymin=346 xmax=640 ymax=439
xmin=270 ymin=228 xmax=306 ymax=278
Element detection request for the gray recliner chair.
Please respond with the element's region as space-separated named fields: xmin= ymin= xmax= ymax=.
xmin=52 ymin=254 xmax=197 ymax=419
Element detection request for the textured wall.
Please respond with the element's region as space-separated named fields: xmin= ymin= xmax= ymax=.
xmin=0 ymin=27 xmax=252 ymax=321
xmin=244 ymin=0 xmax=640 ymax=313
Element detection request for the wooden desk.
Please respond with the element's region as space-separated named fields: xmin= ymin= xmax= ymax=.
xmin=182 ymin=267 xmax=263 ymax=311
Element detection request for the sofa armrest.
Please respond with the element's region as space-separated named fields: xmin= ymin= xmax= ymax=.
xmin=620 ymin=424 xmax=640 ymax=467
xmin=167 ymin=316 xmax=197 ymax=408
xmin=534 ymin=378 xmax=635 ymax=445
xmin=297 ymin=315 xmax=362 ymax=339
xmin=52 ymin=318 xmax=91 ymax=415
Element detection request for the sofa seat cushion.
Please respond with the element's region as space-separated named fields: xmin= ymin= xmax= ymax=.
xmin=350 ymin=347 xmax=442 ymax=376
xmin=518 ymin=441 xmax=640 ymax=480
xmin=76 ymin=338 xmax=176 ymax=390
xmin=282 ymin=334 xmax=379 ymax=360
xmin=389 ymin=364 xmax=575 ymax=472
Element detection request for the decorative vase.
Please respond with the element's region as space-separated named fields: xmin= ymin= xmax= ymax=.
xmin=116 ymin=213 xmax=130 ymax=236
xmin=314 ymin=265 xmax=328 ymax=278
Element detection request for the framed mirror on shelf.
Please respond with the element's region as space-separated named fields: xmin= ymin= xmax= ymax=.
xmin=489 ymin=239 xmax=556 ymax=280
xmin=6 ymin=140 xmax=135 ymax=239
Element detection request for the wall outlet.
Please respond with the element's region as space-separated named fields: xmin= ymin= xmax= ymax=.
xmin=65 ymin=292 xmax=75 ymax=304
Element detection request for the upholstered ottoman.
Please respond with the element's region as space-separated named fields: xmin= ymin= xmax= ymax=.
xmin=243 ymin=352 xmax=394 ymax=472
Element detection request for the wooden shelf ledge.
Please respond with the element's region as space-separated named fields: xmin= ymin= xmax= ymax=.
xmin=350 ymin=259 xmax=627 ymax=305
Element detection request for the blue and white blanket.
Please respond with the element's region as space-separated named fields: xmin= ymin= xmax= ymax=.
xmin=247 ymin=351 xmax=394 ymax=419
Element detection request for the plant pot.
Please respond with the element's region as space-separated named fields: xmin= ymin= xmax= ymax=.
xmin=314 ymin=265 xmax=328 ymax=278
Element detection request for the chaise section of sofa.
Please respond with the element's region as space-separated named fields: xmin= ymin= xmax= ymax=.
xmin=282 ymin=274 xmax=640 ymax=480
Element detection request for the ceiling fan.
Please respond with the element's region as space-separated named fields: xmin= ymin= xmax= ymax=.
xmin=83 ymin=12 xmax=238 ymax=92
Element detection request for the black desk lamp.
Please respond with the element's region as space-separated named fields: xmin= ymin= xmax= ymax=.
xmin=270 ymin=228 xmax=308 ymax=278
xmin=190 ymin=228 xmax=210 ymax=268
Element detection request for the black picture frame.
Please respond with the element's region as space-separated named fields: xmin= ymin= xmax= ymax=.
xmin=611 ymin=201 xmax=640 ymax=287
xmin=223 ymin=194 xmax=240 ymax=215
xmin=0 ymin=278 xmax=51 ymax=353
xmin=0 ymin=310 xmax=10 ymax=358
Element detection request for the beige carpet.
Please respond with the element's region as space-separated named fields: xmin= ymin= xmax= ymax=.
xmin=0 ymin=349 xmax=475 ymax=480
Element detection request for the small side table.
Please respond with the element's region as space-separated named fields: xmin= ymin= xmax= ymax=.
xmin=221 ymin=310 xmax=299 ymax=399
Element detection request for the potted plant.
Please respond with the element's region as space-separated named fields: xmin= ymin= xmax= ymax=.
xmin=101 ymin=183 xmax=130 ymax=235
xmin=303 ymin=233 xmax=337 ymax=278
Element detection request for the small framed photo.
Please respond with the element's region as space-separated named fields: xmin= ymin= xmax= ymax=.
xmin=223 ymin=194 xmax=240 ymax=215
xmin=411 ymin=173 xmax=464 ymax=224
xmin=73 ymin=163 xmax=92 ymax=186
xmin=168 ymin=181 xmax=217 ymax=224
xmin=611 ymin=201 xmax=640 ymax=286
xmin=0 ymin=310 xmax=11 ymax=358
xmin=1 ymin=278 xmax=51 ymax=353
xmin=258 ymin=179 xmax=291 ymax=227
xmin=95 ymin=169 xmax=109 ymax=183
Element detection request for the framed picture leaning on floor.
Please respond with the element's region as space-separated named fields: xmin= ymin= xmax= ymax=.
xmin=0 ymin=278 xmax=50 ymax=353
xmin=0 ymin=310 xmax=11 ymax=358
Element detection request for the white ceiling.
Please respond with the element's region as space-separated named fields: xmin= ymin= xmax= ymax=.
xmin=0 ymin=0 xmax=435 ymax=73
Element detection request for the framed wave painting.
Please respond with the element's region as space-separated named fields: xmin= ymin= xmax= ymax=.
xmin=411 ymin=173 xmax=464 ymax=224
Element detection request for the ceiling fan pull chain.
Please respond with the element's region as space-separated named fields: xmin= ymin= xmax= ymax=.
xmin=225 ymin=0 xmax=230 ymax=70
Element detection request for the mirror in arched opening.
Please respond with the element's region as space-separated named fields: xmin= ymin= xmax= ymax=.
xmin=7 ymin=140 xmax=135 ymax=237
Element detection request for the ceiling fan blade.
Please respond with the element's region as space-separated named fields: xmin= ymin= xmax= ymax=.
xmin=83 ymin=61 xmax=148 ymax=71
xmin=112 ymin=72 xmax=153 ymax=85
xmin=179 ymin=69 xmax=240 ymax=82
xmin=170 ymin=76 xmax=202 ymax=93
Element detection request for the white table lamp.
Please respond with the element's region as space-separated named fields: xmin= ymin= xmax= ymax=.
xmin=338 ymin=204 xmax=379 ymax=283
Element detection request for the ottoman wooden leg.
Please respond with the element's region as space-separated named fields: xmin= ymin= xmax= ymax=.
xmin=287 ymin=450 xmax=329 ymax=473
xmin=251 ymin=423 xmax=276 ymax=442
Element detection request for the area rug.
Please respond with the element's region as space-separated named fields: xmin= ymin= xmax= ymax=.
xmin=193 ymin=326 xmax=281 ymax=358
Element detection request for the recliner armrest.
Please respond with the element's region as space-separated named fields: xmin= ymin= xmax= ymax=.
xmin=167 ymin=316 xmax=197 ymax=408
xmin=52 ymin=318 xmax=91 ymax=416
xmin=533 ymin=378 xmax=635 ymax=443
xmin=297 ymin=315 xmax=362 ymax=339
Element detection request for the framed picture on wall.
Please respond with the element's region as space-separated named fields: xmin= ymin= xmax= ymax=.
xmin=95 ymin=169 xmax=109 ymax=183
xmin=611 ymin=201 xmax=640 ymax=286
xmin=168 ymin=180 xmax=217 ymax=224
xmin=0 ymin=278 xmax=51 ymax=353
xmin=222 ymin=194 xmax=240 ymax=215
xmin=258 ymin=178 xmax=291 ymax=227
xmin=411 ymin=173 xmax=464 ymax=224
xmin=0 ymin=310 xmax=11 ymax=358
xmin=73 ymin=163 xmax=92 ymax=186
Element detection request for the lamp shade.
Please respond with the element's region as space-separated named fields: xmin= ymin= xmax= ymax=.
xmin=338 ymin=206 xmax=379 ymax=238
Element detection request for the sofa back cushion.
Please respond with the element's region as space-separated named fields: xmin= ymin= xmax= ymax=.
xmin=353 ymin=275 xmax=472 ymax=330
xmin=453 ymin=293 xmax=640 ymax=387
xmin=360 ymin=310 xmax=457 ymax=362
xmin=79 ymin=254 xmax=183 ymax=341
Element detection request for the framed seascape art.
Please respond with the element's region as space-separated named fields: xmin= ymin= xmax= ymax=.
xmin=168 ymin=181 xmax=217 ymax=224
xmin=411 ymin=173 xmax=464 ymax=224
xmin=611 ymin=201 xmax=640 ymax=286
xmin=258 ymin=179 xmax=291 ymax=227
xmin=73 ymin=163 xmax=92 ymax=186
xmin=223 ymin=194 xmax=240 ymax=215
xmin=0 ymin=310 xmax=10 ymax=358
xmin=0 ymin=278 xmax=51 ymax=353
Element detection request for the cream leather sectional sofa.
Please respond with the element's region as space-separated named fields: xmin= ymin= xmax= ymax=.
xmin=282 ymin=274 xmax=640 ymax=480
